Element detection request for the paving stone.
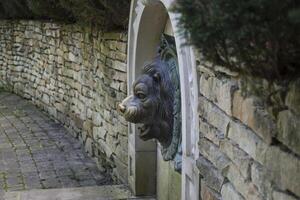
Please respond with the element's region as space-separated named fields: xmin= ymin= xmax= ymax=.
xmin=39 ymin=171 xmax=57 ymax=180
xmin=0 ymin=93 xmax=112 ymax=192
xmin=4 ymin=185 xmax=132 ymax=200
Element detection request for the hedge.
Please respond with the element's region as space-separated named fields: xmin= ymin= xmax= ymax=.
xmin=0 ymin=0 xmax=130 ymax=30
xmin=174 ymin=0 xmax=300 ymax=82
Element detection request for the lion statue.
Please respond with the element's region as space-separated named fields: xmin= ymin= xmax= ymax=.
xmin=118 ymin=59 xmax=174 ymax=148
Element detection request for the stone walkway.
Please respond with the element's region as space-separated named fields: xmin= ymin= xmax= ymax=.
xmin=0 ymin=92 xmax=112 ymax=194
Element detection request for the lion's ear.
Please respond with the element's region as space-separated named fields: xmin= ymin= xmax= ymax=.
xmin=153 ymin=72 xmax=161 ymax=82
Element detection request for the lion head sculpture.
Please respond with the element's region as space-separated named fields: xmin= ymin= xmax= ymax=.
xmin=118 ymin=59 xmax=174 ymax=148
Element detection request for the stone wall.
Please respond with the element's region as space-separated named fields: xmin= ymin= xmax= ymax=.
xmin=0 ymin=20 xmax=128 ymax=183
xmin=196 ymin=54 xmax=300 ymax=200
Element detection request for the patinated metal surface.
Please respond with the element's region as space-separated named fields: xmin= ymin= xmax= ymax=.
xmin=119 ymin=34 xmax=182 ymax=168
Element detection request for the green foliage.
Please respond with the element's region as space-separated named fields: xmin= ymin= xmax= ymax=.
xmin=0 ymin=0 xmax=130 ymax=30
xmin=174 ymin=0 xmax=300 ymax=81
xmin=26 ymin=0 xmax=74 ymax=22
xmin=0 ymin=0 xmax=33 ymax=19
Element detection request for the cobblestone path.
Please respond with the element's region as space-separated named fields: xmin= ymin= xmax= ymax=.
xmin=0 ymin=92 xmax=111 ymax=193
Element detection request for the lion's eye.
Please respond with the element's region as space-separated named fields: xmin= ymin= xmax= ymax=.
xmin=136 ymin=93 xmax=146 ymax=99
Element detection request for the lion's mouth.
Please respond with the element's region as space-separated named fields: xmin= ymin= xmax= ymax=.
xmin=124 ymin=106 xmax=140 ymax=123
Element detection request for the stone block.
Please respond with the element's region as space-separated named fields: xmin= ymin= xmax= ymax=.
xmin=200 ymin=75 xmax=237 ymax=115
xmin=220 ymin=139 xmax=251 ymax=179
xmin=85 ymin=137 xmax=94 ymax=156
xmin=115 ymin=52 xmax=127 ymax=62
xmin=225 ymin=163 xmax=262 ymax=200
xmin=198 ymin=138 xmax=230 ymax=171
xmin=68 ymin=52 xmax=76 ymax=62
xmin=54 ymin=102 xmax=67 ymax=113
xmin=264 ymin=146 xmax=300 ymax=197
xmin=286 ymin=78 xmax=300 ymax=114
xmin=83 ymin=120 xmax=93 ymax=137
xmin=199 ymin=117 xmax=224 ymax=146
xmin=112 ymin=70 xmax=127 ymax=82
xmin=227 ymin=121 xmax=268 ymax=164
xmin=70 ymin=113 xmax=83 ymax=130
xmin=277 ymin=110 xmax=300 ymax=155
xmin=113 ymin=156 xmax=128 ymax=184
xmin=92 ymin=112 xmax=103 ymax=127
xmin=42 ymin=94 xmax=50 ymax=104
xmin=108 ymin=41 xmax=117 ymax=50
xmin=114 ymin=145 xmax=128 ymax=165
xmin=197 ymin=64 xmax=216 ymax=77
xmin=272 ymin=191 xmax=298 ymax=200
xmin=112 ymin=61 xmax=126 ymax=72
xmin=116 ymin=42 xmax=127 ymax=53
xmin=103 ymin=32 xmax=122 ymax=40
xmin=201 ymin=180 xmax=221 ymax=200
xmin=251 ymin=161 xmax=272 ymax=200
xmin=196 ymin=156 xmax=225 ymax=192
xmin=62 ymin=68 xmax=74 ymax=78
xmin=98 ymin=139 xmax=113 ymax=158
xmin=198 ymin=95 xmax=230 ymax=133
xmin=221 ymin=183 xmax=245 ymax=200
xmin=93 ymin=127 xmax=107 ymax=141
xmin=232 ymin=90 xmax=275 ymax=144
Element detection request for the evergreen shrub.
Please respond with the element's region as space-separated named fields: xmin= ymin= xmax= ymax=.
xmin=0 ymin=0 xmax=130 ymax=30
xmin=174 ymin=0 xmax=300 ymax=81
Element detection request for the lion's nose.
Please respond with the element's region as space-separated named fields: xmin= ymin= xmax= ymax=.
xmin=118 ymin=103 xmax=126 ymax=113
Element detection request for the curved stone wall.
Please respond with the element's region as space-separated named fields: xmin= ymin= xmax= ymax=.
xmin=196 ymin=53 xmax=300 ymax=200
xmin=0 ymin=20 xmax=128 ymax=183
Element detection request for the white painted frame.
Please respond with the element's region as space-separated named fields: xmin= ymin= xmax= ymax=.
xmin=127 ymin=0 xmax=199 ymax=199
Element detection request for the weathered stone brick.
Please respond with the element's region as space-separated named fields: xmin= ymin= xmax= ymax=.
xmin=196 ymin=156 xmax=225 ymax=192
xmin=116 ymin=42 xmax=127 ymax=54
xmin=272 ymin=191 xmax=298 ymax=200
xmin=251 ymin=161 xmax=272 ymax=200
xmin=83 ymin=119 xmax=93 ymax=137
xmin=200 ymin=75 xmax=237 ymax=115
xmin=93 ymin=127 xmax=107 ymax=141
xmin=227 ymin=121 xmax=268 ymax=164
xmin=277 ymin=110 xmax=300 ymax=156
xmin=201 ymin=180 xmax=222 ymax=200
xmin=263 ymin=146 xmax=300 ymax=197
xmin=112 ymin=60 xmax=126 ymax=72
xmin=103 ymin=32 xmax=122 ymax=40
xmin=232 ymin=90 xmax=275 ymax=144
xmin=198 ymin=95 xmax=230 ymax=133
xmin=199 ymin=117 xmax=224 ymax=146
xmin=221 ymin=183 xmax=245 ymax=200
xmin=220 ymin=139 xmax=251 ymax=179
xmin=225 ymin=163 xmax=262 ymax=200
xmin=285 ymin=78 xmax=300 ymax=114
xmin=199 ymin=138 xmax=230 ymax=171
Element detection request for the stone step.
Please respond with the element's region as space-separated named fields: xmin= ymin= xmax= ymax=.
xmin=3 ymin=185 xmax=155 ymax=200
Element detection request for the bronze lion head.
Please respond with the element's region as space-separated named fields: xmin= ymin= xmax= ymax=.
xmin=118 ymin=60 xmax=174 ymax=147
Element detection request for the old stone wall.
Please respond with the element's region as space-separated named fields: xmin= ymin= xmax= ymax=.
xmin=0 ymin=20 xmax=128 ymax=183
xmin=196 ymin=54 xmax=300 ymax=200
